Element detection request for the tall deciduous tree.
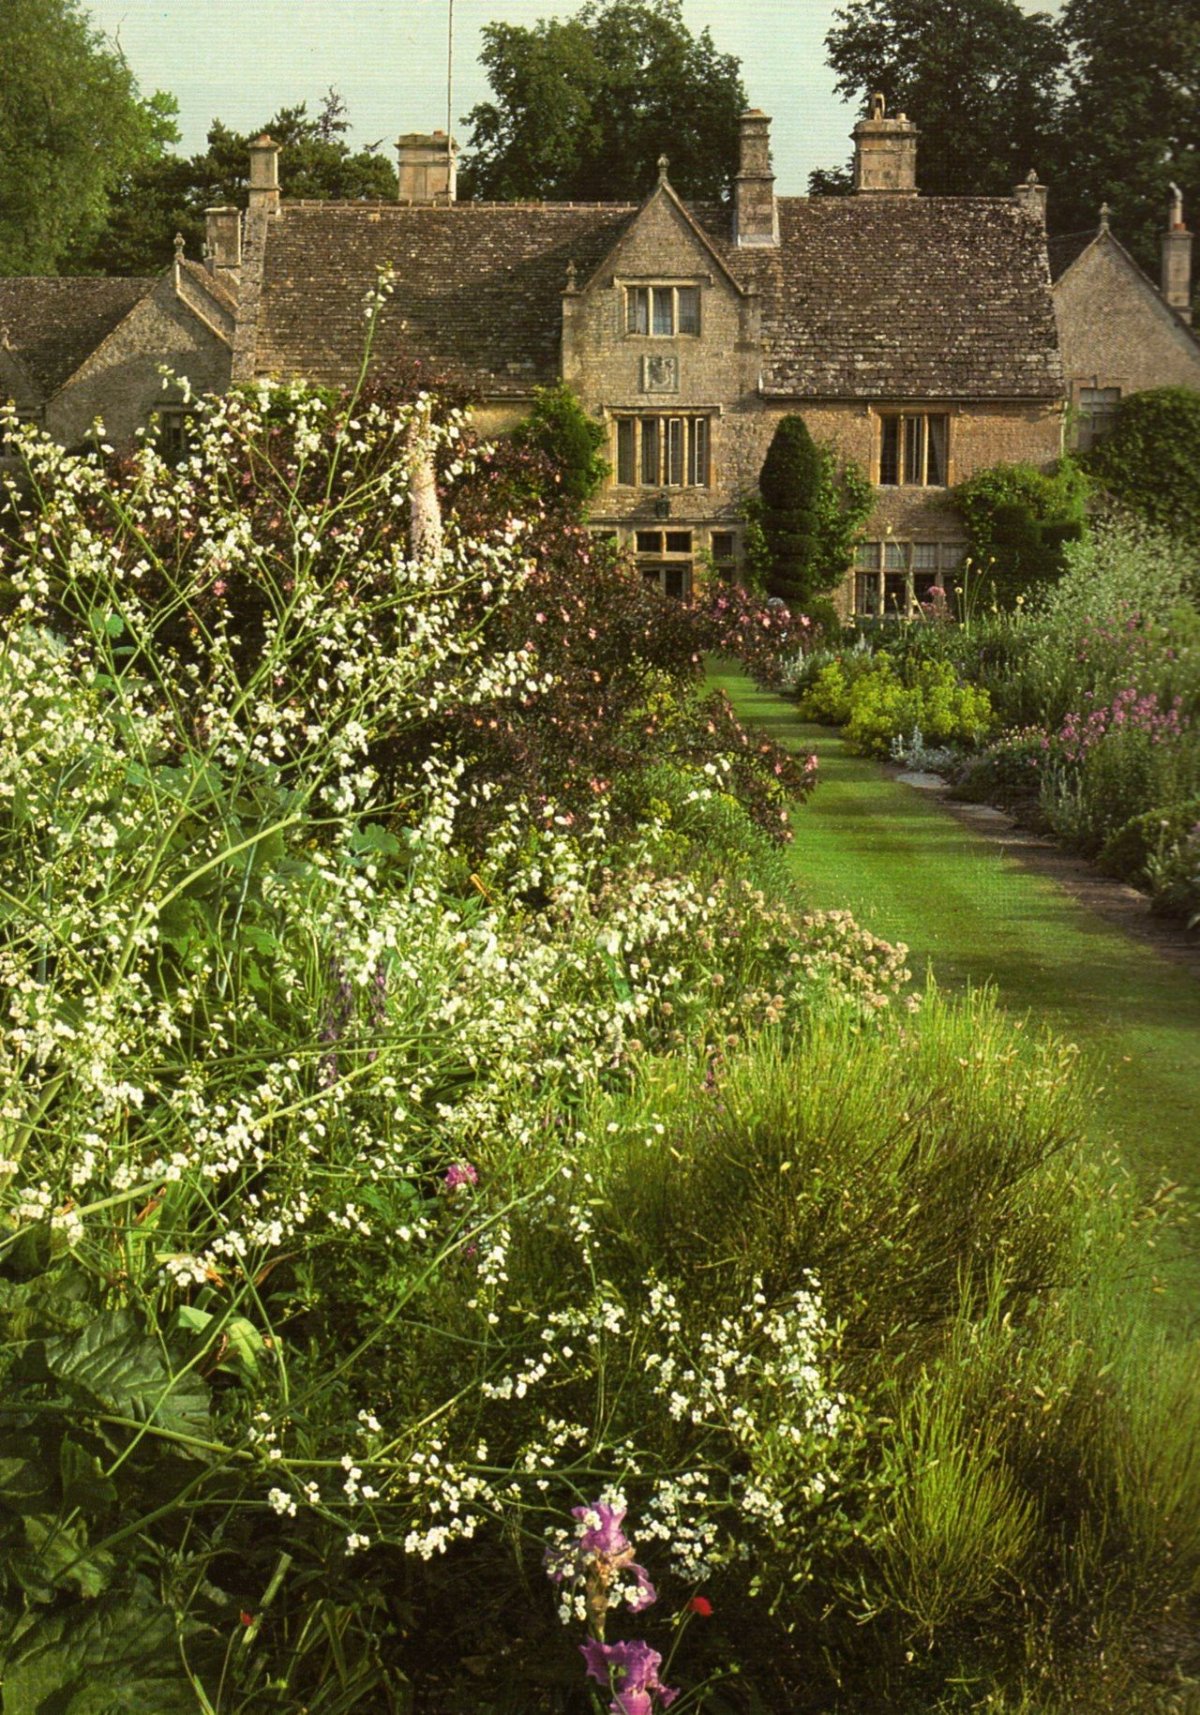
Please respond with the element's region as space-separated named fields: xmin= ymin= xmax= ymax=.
xmin=0 ymin=0 xmax=178 ymax=275
xmin=72 ymin=91 xmax=397 ymax=276
xmin=815 ymin=0 xmax=1065 ymax=197
xmin=459 ymin=0 xmax=747 ymax=203
xmin=1053 ymin=0 xmax=1200 ymax=282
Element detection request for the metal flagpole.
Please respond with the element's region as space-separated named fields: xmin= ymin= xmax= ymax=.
xmin=447 ymin=0 xmax=454 ymax=141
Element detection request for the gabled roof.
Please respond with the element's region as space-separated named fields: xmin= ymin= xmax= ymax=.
xmin=253 ymin=201 xmax=637 ymax=394
xmin=0 ymin=277 xmax=154 ymax=398
xmin=246 ymin=187 xmax=1061 ymax=403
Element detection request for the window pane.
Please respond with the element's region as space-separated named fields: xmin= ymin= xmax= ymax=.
xmin=940 ymin=543 xmax=966 ymax=571
xmin=652 ymin=288 xmax=674 ymax=336
xmin=616 ymin=419 xmax=635 ymax=485
xmin=904 ymin=414 xmax=925 ymax=484
xmin=677 ymin=286 xmax=700 ymax=334
xmin=665 ymin=530 xmax=692 ymax=553
xmin=664 ymin=565 xmax=690 ymax=600
xmin=854 ymin=573 xmax=878 ymax=614
xmin=641 ymin=417 xmax=659 ymax=485
xmin=912 ymin=542 xmax=938 ymax=570
xmin=636 ymin=530 xmax=662 ymax=552
xmin=627 ymin=287 xmax=649 ymax=334
xmin=926 ymin=415 xmax=948 ymax=485
xmin=711 ymin=531 xmax=735 ymax=560
xmin=879 ymin=418 xmax=900 ymax=485
xmin=690 ymin=416 xmax=709 ymax=486
xmin=856 ymin=542 xmax=879 ymax=569
xmin=884 ymin=540 xmax=906 ymax=570
xmin=666 ymin=418 xmax=684 ymax=485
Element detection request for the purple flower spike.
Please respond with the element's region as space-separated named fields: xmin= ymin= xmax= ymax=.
xmin=580 ymin=1639 xmax=678 ymax=1714
xmin=443 ymin=1161 xmax=479 ymax=1190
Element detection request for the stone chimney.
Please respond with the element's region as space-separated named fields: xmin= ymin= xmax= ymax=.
xmin=1013 ymin=169 xmax=1048 ymax=226
xmin=734 ymin=109 xmax=778 ymax=247
xmin=1161 ymin=183 xmax=1193 ymax=322
xmin=248 ymin=135 xmax=281 ymax=216
xmin=853 ymin=93 xmax=918 ymax=195
xmin=397 ymin=131 xmax=457 ymax=204
xmin=204 ymin=206 xmax=242 ymax=279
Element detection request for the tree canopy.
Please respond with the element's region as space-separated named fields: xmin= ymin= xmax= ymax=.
xmin=818 ymin=0 xmax=1065 ymax=198
xmin=1052 ymin=0 xmax=1200 ymax=277
xmin=0 ymin=0 xmax=179 ymax=275
xmin=459 ymin=0 xmax=747 ymax=203
xmin=816 ymin=0 xmax=1198 ymax=291
xmin=72 ymin=90 xmax=397 ymax=276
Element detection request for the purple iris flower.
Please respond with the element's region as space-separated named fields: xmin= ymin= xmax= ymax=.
xmin=549 ymin=1502 xmax=655 ymax=1612
xmin=580 ymin=1639 xmax=678 ymax=1713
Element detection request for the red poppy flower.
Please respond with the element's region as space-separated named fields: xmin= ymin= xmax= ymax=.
xmin=686 ymin=1595 xmax=713 ymax=1617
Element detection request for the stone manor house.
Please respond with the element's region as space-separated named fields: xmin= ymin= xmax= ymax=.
xmin=3 ymin=98 xmax=1198 ymax=617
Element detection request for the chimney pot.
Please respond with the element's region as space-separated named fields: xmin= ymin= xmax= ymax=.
xmin=734 ymin=109 xmax=778 ymax=248
xmin=852 ymin=98 xmax=918 ymax=195
xmin=205 ymin=205 xmax=243 ymax=276
xmin=248 ymin=134 xmax=281 ymax=216
xmin=1162 ymin=184 xmax=1193 ymax=321
xmin=397 ymin=132 xmax=457 ymax=204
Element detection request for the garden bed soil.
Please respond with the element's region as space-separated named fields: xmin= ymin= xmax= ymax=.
xmin=888 ymin=764 xmax=1200 ymax=980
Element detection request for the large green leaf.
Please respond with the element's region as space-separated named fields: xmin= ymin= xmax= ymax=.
xmin=42 ymin=1311 xmax=209 ymax=1439
xmin=1 ymin=1580 xmax=199 ymax=1713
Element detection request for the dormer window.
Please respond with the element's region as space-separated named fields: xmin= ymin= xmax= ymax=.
xmin=625 ymin=285 xmax=701 ymax=336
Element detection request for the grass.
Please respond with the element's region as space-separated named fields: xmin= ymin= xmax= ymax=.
xmin=714 ymin=661 xmax=1200 ymax=1326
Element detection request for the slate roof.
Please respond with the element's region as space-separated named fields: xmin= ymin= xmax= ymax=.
xmin=254 ymin=201 xmax=637 ymax=394
xmin=0 ymin=277 xmax=154 ymax=398
xmin=249 ymin=190 xmax=1061 ymax=402
xmin=742 ymin=198 xmax=1061 ymax=399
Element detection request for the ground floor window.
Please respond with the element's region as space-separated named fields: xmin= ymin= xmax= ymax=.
xmin=634 ymin=527 xmax=693 ymax=599
xmin=854 ymin=540 xmax=965 ymax=617
xmin=614 ymin=415 xmax=710 ymax=488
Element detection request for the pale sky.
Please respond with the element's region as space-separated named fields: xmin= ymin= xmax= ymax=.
xmin=87 ymin=0 xmax=1062 ymax=196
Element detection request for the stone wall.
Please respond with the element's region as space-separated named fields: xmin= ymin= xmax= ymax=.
xmin=1055 ymin=239 xmax=1200 ymax=412
xmin=47 ymin=275 xmax=232 ymax=450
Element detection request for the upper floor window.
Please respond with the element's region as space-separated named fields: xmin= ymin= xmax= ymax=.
xmin=625 ymin=284 xmax=701 ymax=337
xmin=878 ymin=412 xmax=948 ymax=487
xmin=1076 ymin=386 xmax=1120 ymax=452
xmin=614 ymin=414 xmax=710 ymax=488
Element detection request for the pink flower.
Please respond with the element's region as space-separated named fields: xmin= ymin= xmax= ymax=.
xmin=443 ymin=1161 xmax=478 ymax=1190
xmin=580 ymin=1639 xmax=678 ymax=1713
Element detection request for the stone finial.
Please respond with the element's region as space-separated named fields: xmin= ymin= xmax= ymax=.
xmin=173 ymin=231 xmax=185 ymax=259
xmin=1013 ymin=168 xmax=1047 ymax=225
xmin=1099 ymin=201 xmax=1111 ymax=232
xmin=564 ymin=259 xmax=578 ymax=293
xmin=657 ymin=154 xmax=670 ymax=184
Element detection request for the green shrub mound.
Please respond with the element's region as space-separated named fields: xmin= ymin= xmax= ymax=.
xmin=1086 ymin=386 xmax=1200 ymax=548
xmin=953 ymin=458 xmax=1090 ymax=607
xmin=1097 ymin=797 xmax=1200 ymax=883
xmin=799 ymin=652 xmax=994 ymax=757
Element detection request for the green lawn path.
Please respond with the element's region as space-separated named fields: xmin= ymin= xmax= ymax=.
xmin=714 ymin=662 xmax=1200 ymax=1320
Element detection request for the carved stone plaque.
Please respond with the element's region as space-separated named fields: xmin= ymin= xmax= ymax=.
xmin=641 ymin=354 xmax=679 ymax=393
